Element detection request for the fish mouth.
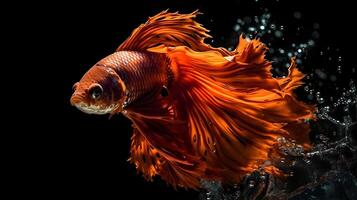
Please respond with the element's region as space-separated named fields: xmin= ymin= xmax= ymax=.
xmin=73 ymin=102 xmax=117 ymax=115
xmin=70 ymin=95 xmax=84 ymax=106
xmin=71 ymin=94 xmax=119 ymax=115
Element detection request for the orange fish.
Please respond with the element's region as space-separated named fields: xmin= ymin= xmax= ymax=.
xmin=70 ymin=10 xmax=315 ymax=189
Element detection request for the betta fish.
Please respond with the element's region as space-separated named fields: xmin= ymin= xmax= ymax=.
xmin=70 ymin=10 xmax=315 ymax=189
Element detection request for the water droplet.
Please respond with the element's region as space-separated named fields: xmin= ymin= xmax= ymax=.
xmin=275 ymin=31 xmax=283 ymax=38
xmin=308 ymin=40 xmax=315 ymax=46
xmin=254 ymin=16 xmax=259 ymax=23
xmin=243 ymin=16 xmax=252 ymax=24
xmin=315 ymin=69 xmax=327 ymax=79
xmin=300 ymin=43 xmax=307 ymax=48
xmin=318 ymin=97 xmax=325 ymax=103
xmin=293 ymin=11 xmax=302 ymax=19
xmin=337 ymin=65 xmax=342 ymax=73
xmin=330 ymin=75 xmax=337 ymax=82
xmin=313 ymin=23 xmax=320 ymax=29
xmin=234 ymin=24 xmax=241 ymax=31
xmin=248 ymin=27 xmax=256 ymax=32
xmin=312 ymin=31 xmax=320 ymax=39
xmin=261 ymin=18 xmax=267 ymax=25
xmin=344 ymin=106 xmax=349 ymax=112
xmin=248 ymin=180 xmax=255 ymax=188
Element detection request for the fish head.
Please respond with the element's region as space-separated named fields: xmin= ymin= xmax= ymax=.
xmin=70 ymin=65 xmax=126 ymax=115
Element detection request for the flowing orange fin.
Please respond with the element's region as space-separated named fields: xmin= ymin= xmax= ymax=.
xmin=126 ymin=93 xmax=206 ymax=189
xmin=129 ymin=127 xmax=161 ymax=180
xmin=148 ymin=36 xmax=315 ymax=185
xmin=122 ymin=11 xmax=316 ymax=189
xmin=117 ymin=10 xmax=230 ymax=55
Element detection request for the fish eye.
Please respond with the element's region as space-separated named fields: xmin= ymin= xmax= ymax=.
xmin=89 ymin=84 xmax=103 ymax=100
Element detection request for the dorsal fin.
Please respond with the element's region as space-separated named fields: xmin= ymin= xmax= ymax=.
xmin=116 ymin=10 xmax=230 ymax=55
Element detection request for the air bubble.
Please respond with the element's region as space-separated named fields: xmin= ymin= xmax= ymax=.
xmin=275 ymin=31 xmax=283 ymax=38
xmin=234 ymin=24 xmax=241 ymax=31
xmin=248 ymin=27 xmax=256 ymax=32
xmin=248 ymin=180 xmax=255 ymax=188
xmin=293 ymin=11 xmax=302 ymax=19
xmin=313 ymin=23 xmax=320 ymax=29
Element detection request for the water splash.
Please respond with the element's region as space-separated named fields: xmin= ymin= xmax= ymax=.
xmin=200 ymin=10 xmax=357 ymax=200
xmin=230 ymin=11 xmax=318 ymax=74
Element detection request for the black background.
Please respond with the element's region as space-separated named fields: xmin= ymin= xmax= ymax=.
xmin=18 ymin=0 xmax=356 ymax=199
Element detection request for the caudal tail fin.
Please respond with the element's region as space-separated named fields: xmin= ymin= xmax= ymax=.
xmin=125 ymin=10 xmax=316 ymax=189
xmin=149 ymin=35 xmax=315 ymax=185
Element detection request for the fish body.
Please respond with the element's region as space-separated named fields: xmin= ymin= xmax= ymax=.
xmin=70 ymin=11 xmax=315 ymax=189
